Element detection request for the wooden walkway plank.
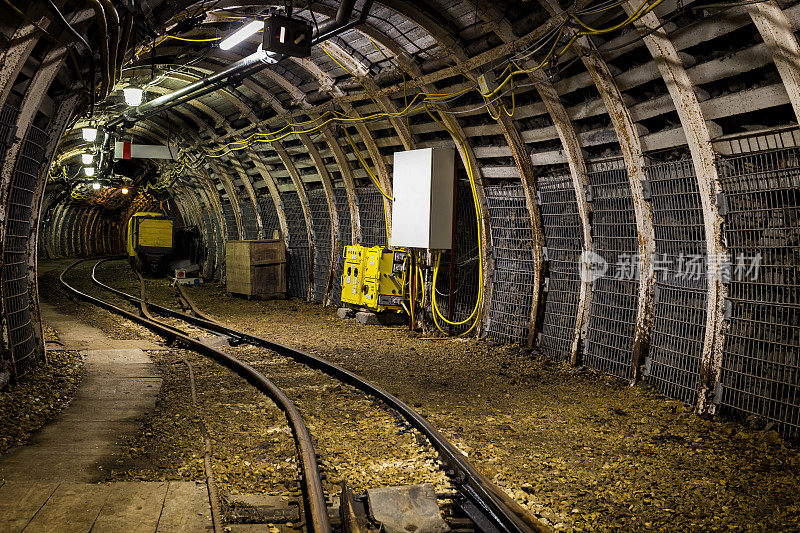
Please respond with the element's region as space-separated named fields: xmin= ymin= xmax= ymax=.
xmin=90 ymin=482 xmax=169 ymax=533
xmin=156 ymin=482 xmax=212 ymax=532
xmin=0 ymin=481 xmax=60 ymax=533
xmin=23 ymin=482 xmax=109 ymax=533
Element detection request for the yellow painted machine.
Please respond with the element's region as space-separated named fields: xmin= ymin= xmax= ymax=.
xmin=127 ymin=212 xmax=173 ymax=274
xmin=341 ymin=244 xmax=406 ymax=312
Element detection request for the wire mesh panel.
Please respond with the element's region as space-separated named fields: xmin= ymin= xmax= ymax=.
xmin=2 ymin=125 xmax=46 ymax=379
xmin=221 ymin=197 xmax=238 ymax=240
xmin=239 ymin=192 xmax=259 ymax=239
xmin=330 ymin=188 xmax=352 ymax=307
xmin=258 ymin=194 xmax=281 ymax=239
xmin=485 ymin=184 xmax=536 ymax=344
xmin=356 ymin=185 xmax=387 ymax=246
xmin=716 ymin=141 xmax=800 ymax=437
xmin=281 ymin=191 xmax=310 ymax=299
xmin=537 ymin=171 xmax=582 ymax=361
xmin=645 ymin=160 xmax=708 ymax=404
xmin=201 ymin=207 xmax=216 ymax=276
xmin=583 ymin=161 xmax=639 ymax=380
xmin=0 ymin=105 xmax=19 ymax=166
xmin=308 ymin=189 xmax=331 ymax=303
xmin=433 ymin=180 xmax=480 ymax=334
xmin=208 ymin=207 xmax=224 ymax=280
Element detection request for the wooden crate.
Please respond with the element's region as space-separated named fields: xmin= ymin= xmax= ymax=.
xmin=226 ymin=240 xmax=286 ymax=298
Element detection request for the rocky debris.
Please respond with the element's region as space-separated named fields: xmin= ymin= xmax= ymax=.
xmin=0 ymin=349 xmax=84 ymax=454
xmin=367 ymin=484 xmax=449 ymax=533
xmin=337 ymin=308 xmax=355 ymax=319
xmin=355 ymin=311 xmax=380 ymax=325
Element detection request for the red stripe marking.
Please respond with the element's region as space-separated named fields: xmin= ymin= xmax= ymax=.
xmin=123 ymin=142 xmax=132 ymax=159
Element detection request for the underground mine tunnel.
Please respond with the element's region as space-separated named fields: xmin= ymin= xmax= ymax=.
xmin=1 ymin=0 xmax=800 ymax=531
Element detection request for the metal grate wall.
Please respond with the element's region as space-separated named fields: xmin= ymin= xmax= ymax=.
xmin=0 ymin=105 xmax=18 ymax=164
xmin=221 ymin=197 xmax=238 ymax=240
xmin=2 ymin=125 xmax=46 ymax=379
xmin=308 ymin=189 xmax=331 ymax=303
xmin=330 ymin=188 xmax=352 ymax=307
xmin=201 ymin=207 xmax=216 ymax=277
xmin=239 ymin=192 xmax=259 ymax=239
xmin=356 ymin=185 xmax=387 ymax=246
xmin=485 ymin=184 xmax=536 ymax=344
xmin=717 ymin=141 xmax=800 ymax=436
xmin=281 ymin=191 xmax=310 ymax=299
xmin=258 ymin=194 xmax=281 ymax=239
xmin=583 ymin=161 xmax=639 ymax=380
xmin=537 ymin=171 xmax=583 ymax=361
xmin=433 ymin=180 xmax=481 ymax=334
xmin=208 ymin=207 xmax=224 ymax=280
xmin=645 ymin=160 xmax=708 ymax=404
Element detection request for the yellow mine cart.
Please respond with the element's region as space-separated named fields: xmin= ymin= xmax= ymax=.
xmin=127 ymin=212 xmax=173 ymax=274
xmin=341 ymin=244 xmax=406 ymax=312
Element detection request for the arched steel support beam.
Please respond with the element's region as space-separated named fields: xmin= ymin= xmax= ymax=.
xmin=625 ymin=1 xmax=728 ymax=413
xmin=747 ymin=0 xmax=800 ymax=125
xmin=470 ymin=2 xmax=592 ymax=361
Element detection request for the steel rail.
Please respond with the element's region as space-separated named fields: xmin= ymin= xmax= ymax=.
xmin=59 ymin=258 xmax=332 ymax=533
xmin=90 ymin=259 xmax=541 ymax=533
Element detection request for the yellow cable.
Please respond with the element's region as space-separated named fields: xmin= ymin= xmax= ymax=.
xmin=422 ymin=105 xmax=484 ymax=336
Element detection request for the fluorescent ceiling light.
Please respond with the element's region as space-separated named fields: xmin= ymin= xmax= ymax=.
xmin=82 ymin=127 xmax=98 ymax=142
xmin=81 ymin=153 xmax=94 ymax=164
xmin=92 ymin=181 xmax=101 ymax=190
xmin=123 ymin=86 xmax=144 ymax=106
xmin=85 ymin=167 xmax=95 ymax=177
xmin=220 ymin=20 xmax=263 ymax=50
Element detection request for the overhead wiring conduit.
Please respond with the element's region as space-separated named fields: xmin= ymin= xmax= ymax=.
xmin=41 ymin=0 xmax=97 ymax=114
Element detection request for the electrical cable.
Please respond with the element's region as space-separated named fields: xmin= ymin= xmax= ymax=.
xmin=41 ymin=0 xmax=97 ymax=115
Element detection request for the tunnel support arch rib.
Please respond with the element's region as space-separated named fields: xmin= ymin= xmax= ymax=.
xmin=747 ymin=0 xmax=800 ymax=125
xmin=625 ymin=2 xmax=728 ymax=412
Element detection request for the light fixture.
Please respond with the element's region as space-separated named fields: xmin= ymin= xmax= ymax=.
xmin=123 ymin=83 xmax=144 ymax=106
xmin=84 ymin=166 xmax=95 ymax=177
xmin=92 ymin=181 xmax=101 ymax=190
xmin=81 ymin=153 xmax=94 ymax=165
xmin=220 ymin=20 xmax=263 ymax=50
xmin=82 ymin=127 xmax=98 ymax=142
xmin=120 ymin=187 xmax=129 ymax=195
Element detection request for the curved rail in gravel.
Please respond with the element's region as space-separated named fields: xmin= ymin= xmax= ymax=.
xmin=90 ymin=258 xmax=542 ymax=533
xmin=59 ymin=258 xmax=332 ymax=533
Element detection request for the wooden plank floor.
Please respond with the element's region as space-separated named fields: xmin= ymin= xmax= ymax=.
xmin=0 ymin=302 xmax=211 ymax=532
xmin=0 ymin=481 xmax=211 ymax=533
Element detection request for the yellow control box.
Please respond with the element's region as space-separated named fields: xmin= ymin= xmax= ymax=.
xmin=341 ymin=244 xmax=407 ymax=312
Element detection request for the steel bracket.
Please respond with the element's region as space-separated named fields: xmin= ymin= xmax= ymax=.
xmin=585 ymin=184 xmax=594 ymax=202
xmin=2 ymin=123 xmax=17 ymax=148
xmin=723 ymin=298 xmax=733 ymax=320
xmin=541 ymin=246 xmax=549 ymax=261
xmin=641 ymin=356 xmax=653 ymax=376
xmin=641 ymin=179 xmax=652 ymax=200
xmin=713 ymin=381 xmax=724 ymax=405
xmin=716 ymin=192 xmax=729 ymax=216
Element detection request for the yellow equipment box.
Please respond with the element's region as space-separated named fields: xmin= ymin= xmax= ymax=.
xmin=341 ymin=244 xmax=407 ymax=312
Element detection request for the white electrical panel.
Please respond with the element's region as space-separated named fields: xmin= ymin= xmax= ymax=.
xmin=390 ymin=147 xmax=455 ymax=250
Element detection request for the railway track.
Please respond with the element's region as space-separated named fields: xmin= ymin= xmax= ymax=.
xmin=60 ymin=258 xmax=543 ymax=533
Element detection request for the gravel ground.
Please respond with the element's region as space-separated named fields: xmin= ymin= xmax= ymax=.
xmin=37 ymin=260 xmax=800 ymax=531
xmin=0 ymin=347 xmax=84 ymax=455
